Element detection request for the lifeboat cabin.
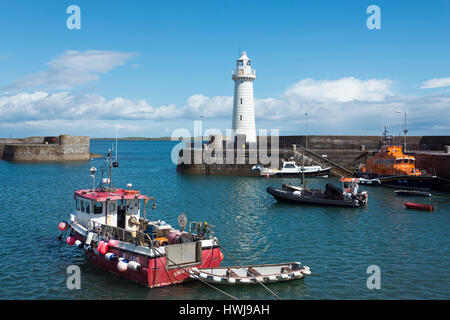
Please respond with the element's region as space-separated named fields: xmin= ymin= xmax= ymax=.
xmin=359 ymin=145 xmax=424 ymax=177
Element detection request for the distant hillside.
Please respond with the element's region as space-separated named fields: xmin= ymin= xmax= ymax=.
xmin=91 ymin=137 xmax=173 ymax=141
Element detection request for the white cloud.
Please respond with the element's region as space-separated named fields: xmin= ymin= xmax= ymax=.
xmin=420 ymin=77 xmax=450 ymax=89
xmin=5 ymin=50 xmax=138 ymax=90
xmin=0 ymin=76 xmax=449 ymax=136
xmin=283 ymin=77 xmax=393 ymax=102
xmin=0 ymin=91 xmax=230 ymax=121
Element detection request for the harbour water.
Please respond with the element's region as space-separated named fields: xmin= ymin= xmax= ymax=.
xmin=0 ymin=140 xmax=449 ymax=300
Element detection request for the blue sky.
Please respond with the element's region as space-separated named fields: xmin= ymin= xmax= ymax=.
xmin=0 ymin=0 xmax=449 ymax=138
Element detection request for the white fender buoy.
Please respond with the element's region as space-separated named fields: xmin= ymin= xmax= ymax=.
xmin=117 ymin=258 xmax=128 ymax=272
xmin=105 ymin=253 xmax=117 ymax=261
xmin=74 ymin=240 xmax=83 ymax=248
xmin=128 ymin=261 xmax=141 ymax=271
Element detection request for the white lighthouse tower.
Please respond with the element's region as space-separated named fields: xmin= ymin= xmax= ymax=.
xmin=232 ymin=51 xmax=257 ymax=143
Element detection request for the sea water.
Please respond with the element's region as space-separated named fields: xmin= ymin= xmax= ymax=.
xmin=0 ymin=140 xmax=448 ymax=300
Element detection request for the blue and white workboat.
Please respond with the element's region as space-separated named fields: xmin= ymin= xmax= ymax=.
xmin=252 ymin=160 xmax=330 ymax=178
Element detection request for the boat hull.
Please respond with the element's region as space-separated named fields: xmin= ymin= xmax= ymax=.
xmin=404 ymin=202 xmax=434 ymax=211
xmin=357 ymin=178 xmax=381 ymax=186
xmin=266 ymin=186 xmax=361 ymax=208
xmin=394 ymin=190 xmax=431 ymax=197
xmin=263 ymin=168 xmax=331 ymax=178
xmin=355 ymin=172 xmax=434 ymax=190
xmin=190 ymin=262 xmax=311 ymax=285
xmin=70 ymin=228 xmax=223 ymax=288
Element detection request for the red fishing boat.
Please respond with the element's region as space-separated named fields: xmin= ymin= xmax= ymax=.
xmin=58 ymin=151 xmax=223 ymax=288
xmin=404 ymin=203 xmax=434 ymax=211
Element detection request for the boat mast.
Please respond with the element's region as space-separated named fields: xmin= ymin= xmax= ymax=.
xmin=115 ymin=126 xmax=118 ymax=162
xmin=303 ymin=113 xmax=308 ymax=188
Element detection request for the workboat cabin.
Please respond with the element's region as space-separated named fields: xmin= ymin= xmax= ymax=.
xmin=74 ymin=188 xmax=147 ymax=234
xmin=70 ymin=185 xmax=216 ymax=256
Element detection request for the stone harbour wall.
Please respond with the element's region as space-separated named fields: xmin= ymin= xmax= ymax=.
xmin=0 ymin=135 xmax=90 ymax=162
xmin=177 ymin=135 xmax=450 ymax=175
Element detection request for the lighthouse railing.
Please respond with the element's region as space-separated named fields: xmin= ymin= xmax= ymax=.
xmin=232 ymin=69 xmax=256 ymax=76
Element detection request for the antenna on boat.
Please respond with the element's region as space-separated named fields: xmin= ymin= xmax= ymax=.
xmin=113 ymin=126 xmax=119 ymax=168
xmin=106 ymin=148 xmax=113 ymax=190
xmin=302 ymin=113 xmax=308 ymax=189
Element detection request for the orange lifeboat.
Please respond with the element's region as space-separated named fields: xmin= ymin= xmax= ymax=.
xmin=354 ymin=127 xmax=434 ymax=190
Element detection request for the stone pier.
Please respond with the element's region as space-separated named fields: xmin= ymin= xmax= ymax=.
xmin=0 ymin=134 xmax=91 ymax=162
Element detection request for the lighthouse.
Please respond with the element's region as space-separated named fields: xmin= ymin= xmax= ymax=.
xmin=232 ymin=51 xmax=257 ymax=143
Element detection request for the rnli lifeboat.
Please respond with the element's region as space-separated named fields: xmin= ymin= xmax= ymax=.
xmin=354 ymin=128 xmax=434 ymax=190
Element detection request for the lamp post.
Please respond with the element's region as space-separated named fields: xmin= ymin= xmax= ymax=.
xmin=395 ymin=110 xmax=408 ymax=151
xmin=305 ymin=113 xmax=308 ymax=150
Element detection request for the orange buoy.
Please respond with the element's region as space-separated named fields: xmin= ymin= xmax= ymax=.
xmin=99 ymin=242 xmax=109 ymax=255
xmin=97 ymin=240 xmax=105 ymax=254
xmin=58 ymin=222 xmax=68 ymax=231
xmin=66 ymin=236 xmax=76 ymax=246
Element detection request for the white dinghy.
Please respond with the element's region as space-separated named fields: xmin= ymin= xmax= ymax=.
xmin=189 ymin=262 xmax=311 ymax=285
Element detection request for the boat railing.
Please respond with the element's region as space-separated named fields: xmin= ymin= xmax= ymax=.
xmin=89 ymin=221 xmax=153 ymax=247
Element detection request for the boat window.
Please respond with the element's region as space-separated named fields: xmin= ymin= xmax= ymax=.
xmin=75 ymin=198 xmax=80 ymax=210
xmin=396 ymin=159 xmax=402 ymax=164
xmin=80 ymin=200 xmax=85 ymax=213
xmin=284 ymin=164 xmax=295 ymax=168
xmin=238 ymin=60 xmax=243 ymax=66
xmin=93 ymin=202 xmax=103 ymax=214
xmin=85 ymin=201 xmax=91 ymax=214
xmin=109 ymin=202 xmax=116 ymax=212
